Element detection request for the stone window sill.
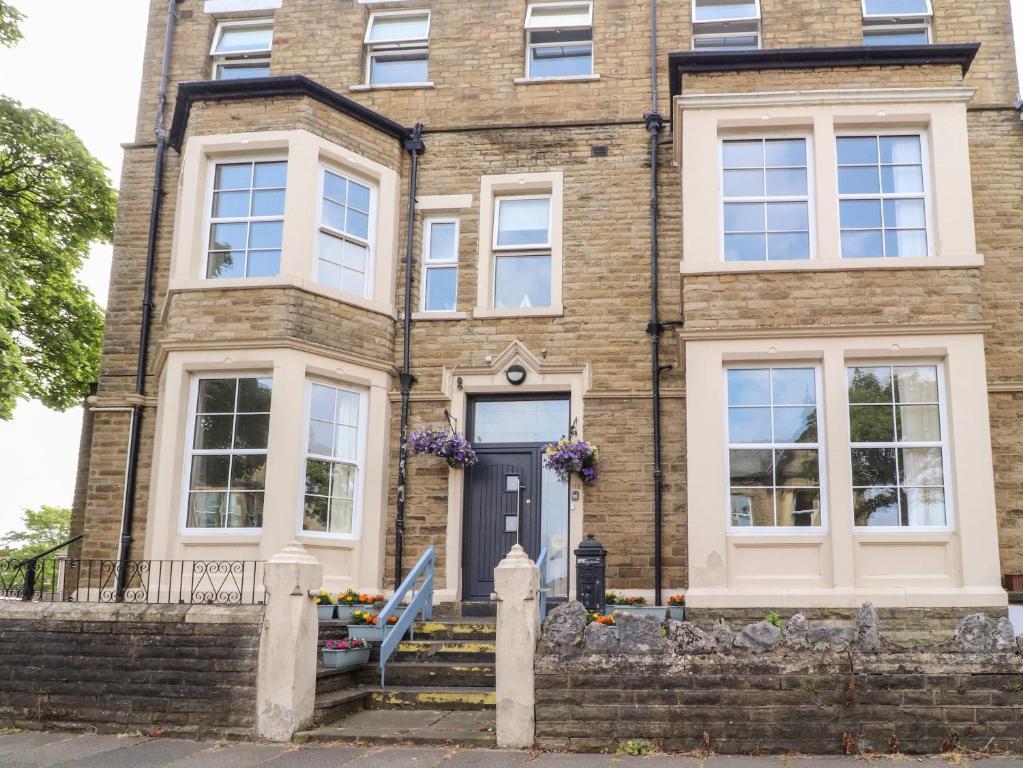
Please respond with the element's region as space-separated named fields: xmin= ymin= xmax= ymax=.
xmin=680 ymin=254 xmax=984 ymax=276
xmin=411 ymin=311 xmax=468 ymax=321
xmin=350 ymin=82 xmax=435 ymax=92
xmin=513 ymin=75 xmax=601 ymax=85
xmin=472 ymin=305 xmax=564 ymax=319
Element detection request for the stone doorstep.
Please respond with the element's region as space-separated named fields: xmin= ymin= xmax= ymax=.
xmin=295 ymin=708 xmax=497 ymax=748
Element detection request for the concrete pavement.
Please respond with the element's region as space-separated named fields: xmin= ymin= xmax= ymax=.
xmin=0 ymin=732 xmax=1020 ymax=767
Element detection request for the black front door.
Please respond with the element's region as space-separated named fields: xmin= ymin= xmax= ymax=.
xmin=462 ymin=395 xmax=571 ymax=603
xmin=461 ymin=449 xmax=540 ymax=601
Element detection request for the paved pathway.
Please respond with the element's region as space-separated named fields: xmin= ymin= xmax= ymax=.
xmin=0 ymin=733 xmax=1020 ymax=768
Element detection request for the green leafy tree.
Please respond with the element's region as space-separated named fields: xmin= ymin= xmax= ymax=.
xmin=0 ymin=1 xmax=23 ymax=48
xmin=0 ymin=505 xmax=71 ymax=561
xmin=0 ymin=0 xmax=115 ymax=419
xmin=0 ymin=506 xmax=72 ymax=596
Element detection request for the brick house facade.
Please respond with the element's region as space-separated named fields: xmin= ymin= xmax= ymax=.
xmin=71 ymin=0 xmax=1022 ymax=612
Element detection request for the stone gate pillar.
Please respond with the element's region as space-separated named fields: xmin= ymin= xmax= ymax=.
xmin=256 ymin=541 xmax=322 ymax=741
xmin=493 ymin=543 xmax=541 ymax=749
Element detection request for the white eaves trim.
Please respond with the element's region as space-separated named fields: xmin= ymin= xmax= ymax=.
xmin=677 ymin=87 xmax=977 ymax=111
xmin=205 ymin=0 xmax=282 ymax=13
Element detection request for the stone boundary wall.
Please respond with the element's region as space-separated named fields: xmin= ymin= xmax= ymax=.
xmin=535 ymin=603 xmax=1023 ymax=755
xmin=0 ymin=602 xmax=264 ymax=738
xmin=683 ymin=606 xmax=1010 ymax=647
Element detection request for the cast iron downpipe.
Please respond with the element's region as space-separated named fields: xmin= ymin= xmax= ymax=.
xmin=646 ymin=0 xmax=666 ymax=607
xmin=394 ymin=123 xmax=425 ymax=588
xmin=115 ymin=0 xmax=182 ymax=601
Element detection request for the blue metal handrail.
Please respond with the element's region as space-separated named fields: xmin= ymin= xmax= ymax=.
xmin=377 ymin=546 xmax=434 ymax=687
xmin=537 ymin=546 xmax=549 ymax=621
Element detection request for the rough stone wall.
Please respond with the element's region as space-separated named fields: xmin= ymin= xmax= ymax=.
xmin=535 ymin=603 xmax=1023 ymax=755
xmin=0 ymin=603 xmax=263 ymax=737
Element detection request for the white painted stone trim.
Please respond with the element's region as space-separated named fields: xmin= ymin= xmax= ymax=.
xmin=205 ymin=0 xmax=282 ymax=13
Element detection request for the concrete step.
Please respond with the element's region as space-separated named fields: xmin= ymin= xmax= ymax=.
xmin=312 ymin=687 xmax=373 ymax=725
xmin=294 ymin=708 xmax=496 ymax=747
xmin=369 ymin=686 xmax=496 ymax=711
xmin=393 ymin=640 xmax=495 ymax=662
xmin=315 ymin=666 xmax=363 ymax=695
xmin=375 ymin=661 xmax=495 ymax=688
xmin=411 ymin=620 xmax=495 ymax=641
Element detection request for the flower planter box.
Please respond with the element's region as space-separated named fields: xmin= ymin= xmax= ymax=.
xmin=321 ymin=646 xmax=371 ymax=670
xmin=317 ymin=605 xmax=336 ymax=621
xmin=668 ymin=606 xmax=685 ymax=621
xmin=337 ymin=604 xmax=406 ymax=622
xmin=346 ymin=624 xmax=397 ymax=642
xmin=608 ymin=605 xmax=667 ymax=621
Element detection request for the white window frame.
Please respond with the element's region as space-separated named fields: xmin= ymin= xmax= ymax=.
xmin=835 ymin=130 xmax=933 ymax=260
xmin=297 ymin=379 xmax=368 ymax=541
xmin=861 ymin=0 xmax=932 ymax=45
xmin=420 ymin=216 xmax=460 ymax=313
xmin=315 ymin=163 xmax=378 ymax=300
xmin=692 ymin=0 xmax=761 ymax=51
xmin=718 ymin=134 xmax=816 ymax=263
xmin=210 ymin=19 xmax=273 ymax=80
xmin=846 ymin=359 xmax=954 ymax=533
xmin=523 ymin=1 xmax=594 ymax=79
xmin=180 ymin=372 xmax=272 ymax=535
xmin=363 ymin=9 xmax=431 ymax=87
xmin=491 ymin=194 xmax=554 ymax=310
xmin=723 ymin=363 xmax=828 ymax=534
xmin=202 ymin=155 xmax=288 ymax=280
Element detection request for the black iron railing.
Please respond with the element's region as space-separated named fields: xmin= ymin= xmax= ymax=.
xmin=1 ymin=554 xmax=264 ymax=605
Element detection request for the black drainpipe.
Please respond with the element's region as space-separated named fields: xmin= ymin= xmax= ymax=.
xmin=115 ymin=0 xmax=182 ymax=601
xmin=645 ymin=0 xmax=667 ymax=608
xmin=394 ymin=123 xmax=425 ymax=588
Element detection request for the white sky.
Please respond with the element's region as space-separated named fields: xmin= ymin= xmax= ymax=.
xmin=0 ymin=1 xmax=1021 ymax=538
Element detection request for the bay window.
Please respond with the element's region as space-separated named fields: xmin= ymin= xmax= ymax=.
xmin=364 ymin=11 xmax=430 ymax=86
xmin=727 ymin=366 xmax=823 ymax=528
xmin=848 ymin=363 xmax=948 ymax=528
xmin=317 ymin=167 xmax=374 ymax=297
xmin=693 ymin=0 xmax=760 ymax=50
xmin=185 ymin=376 xmax=272 ymax=530
xmin=206 ymin=160 xmax=286 ymax=279
xmin=838 ymin=134 xmax=929 ymax=259
xmin=524 ymin=1 xmax=594 ymax=79
xmin=493 ymin=196 xmax=552 ymax=309
xmin=862 ymin=0 xmax=932 ymax=46
xmin=303 ymin=382 xmax=364 ymax=536
xmin=210 ymin=20 xmax=273 ymax=80
xmin=722 ymin=137 xmax=812 ymax=262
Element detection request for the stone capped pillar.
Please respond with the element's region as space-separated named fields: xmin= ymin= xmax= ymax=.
xmin=493 ymin=543 xmax=541 ymax=749
xmin=256 ymin=541 xmax=322 ymax=741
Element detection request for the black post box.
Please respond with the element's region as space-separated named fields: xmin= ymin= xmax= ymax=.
xmin=574 ymin=534 xmax=607 ymax=613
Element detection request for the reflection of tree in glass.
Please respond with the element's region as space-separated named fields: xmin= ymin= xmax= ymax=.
xmin=848 ymin=369 xmax=900 ymax=526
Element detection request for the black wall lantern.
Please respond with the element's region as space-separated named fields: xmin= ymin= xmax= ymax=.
xmin=505 ymin=364 xmax=527 ymax=386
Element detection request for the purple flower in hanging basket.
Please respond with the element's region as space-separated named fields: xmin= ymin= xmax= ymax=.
xmin=407 ymin=425 xmax=479 ymax=469
xmin=543 ymin=436 xmax=600 ymax=485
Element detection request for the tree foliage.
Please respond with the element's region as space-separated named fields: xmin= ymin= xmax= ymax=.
xmin=0 ymin=1 xmax=23 ymax=48
xmin=0 ymin=505 xmax=71 ymax=561
xmin=0 ymin=96 xmax=116 ymax=419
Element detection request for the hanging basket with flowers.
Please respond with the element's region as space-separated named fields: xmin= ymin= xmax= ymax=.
xmin=407 ymin=425 xmax=479 ymax=469
xmin=543 ymin=432 xmax=600 ymax=486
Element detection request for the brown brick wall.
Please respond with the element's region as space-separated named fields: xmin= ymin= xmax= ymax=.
xmin=75 ymin=0 xmax=1023 ymax=594
xmin=682 ymin=268 xmax=984 ymax=331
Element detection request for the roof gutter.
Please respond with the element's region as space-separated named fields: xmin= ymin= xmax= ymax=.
xmin=669 ymin=43 xmax=981 ymax=98
xmin=168 ymin=75 xmax=413 ymax=150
